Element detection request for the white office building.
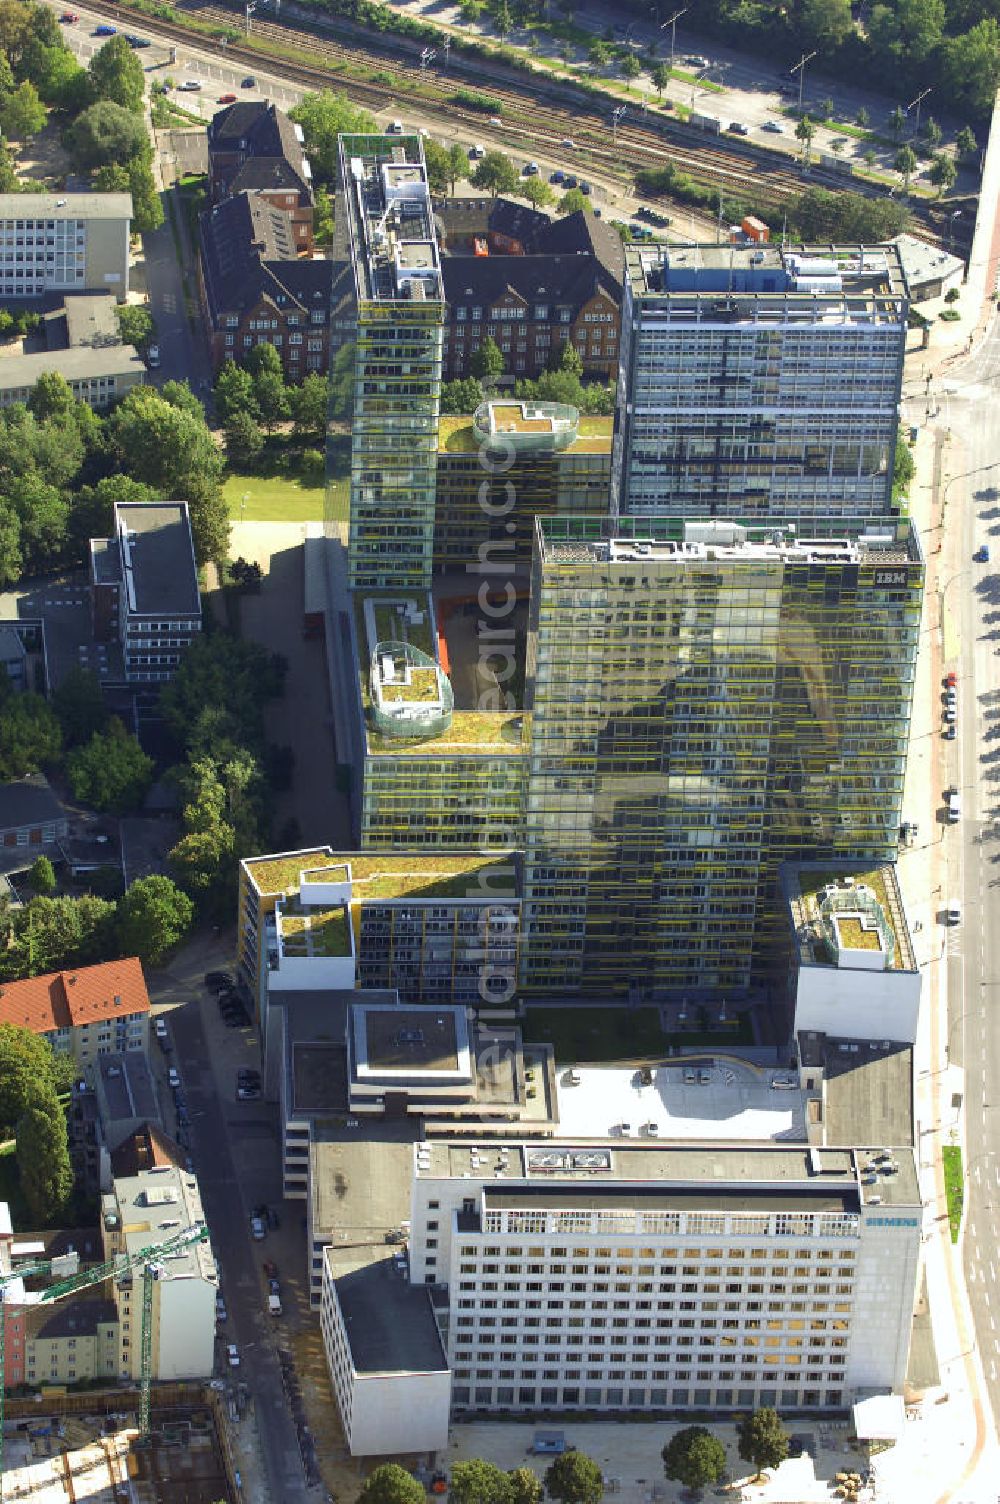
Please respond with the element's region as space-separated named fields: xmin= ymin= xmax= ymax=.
xmin=0 ymin=193 xmax=133 ymax=299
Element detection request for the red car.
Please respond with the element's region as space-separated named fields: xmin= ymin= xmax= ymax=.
xmin=218 ymin=93 xmax=237 ymax=103
xmin=60 ymin=10 xmax=79 ymax=19
xmin=945 ymin=670 xmax=958 ymax=688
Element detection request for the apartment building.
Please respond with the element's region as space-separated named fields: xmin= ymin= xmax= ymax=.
xmin=519 ymin=515 xmax=923 ymax=996
xmin=207 ymin=100 xmax=314 ymax=252
xmin=238 ymin=848 xmax=520 ymax=1015
xmin=0 ymin=345 xmax=145 ymax=410
xmin=90 ymin=502 xmax=201 ymax=684
xmin=198 ymin=190 xmax=336 ymax=378
xmin=614 ymin=243 xmax=908 ymax=520
xmin=0 ymin=193 xmax=132 ymax=299
xmin=101 ymin=1165 xmax=217 ymax=1381
xmin=0 ymin=775 xmax=68 ymax=853
xmin=337 ymin=134 xmax=445 ymax=591
xmin=22 ymin=1299 xmax=119 ymax=1387
xmin=0 ymin=957 xmax=151 ymax=1069
xmin=435 ymin=402 xmax=612 ymax=571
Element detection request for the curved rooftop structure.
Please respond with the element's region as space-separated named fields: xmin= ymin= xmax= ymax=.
xmin=369 ymin=640 xmax=453 ymax=740
xmin=473 ymin=400 xmax=579 ymax=454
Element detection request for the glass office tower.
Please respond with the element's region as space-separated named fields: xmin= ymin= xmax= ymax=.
xmin=338 ymin=135 xmax=444 ymax=590
xmin=519 ymin=515 xmax=923 ymax=997
xmin=614 ymin=243 xmax=908 ymax=522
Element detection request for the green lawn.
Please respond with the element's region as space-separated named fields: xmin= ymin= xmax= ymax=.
xmin=522 ymin=1006 xmax=667 ymax=1063
xmin=942 ymin=1145 xmax=963 ymax=1243
xmin=223 ymin=471 xmax=326 ymax=522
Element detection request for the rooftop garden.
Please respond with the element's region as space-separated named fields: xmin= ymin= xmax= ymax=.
xmin=834 ymin=916 xmax=883 ymax=951
xmin=367 ymin=709 xmax=528 ymax=755
xmin=795 ymin=864 xmax=903 ymax=969
xmin=280 ymin=904 xmax=352 ymax=958
xmin=351 ymin=854 xmax=518 ymax=904
xmin=246 ymin=850 xmax=337 ymax=897
xmin=303 ymin=864 xmax=350 ymax=884
xmin=380 ymin=666 xmax=441 ymax=704
xmin=368 ymin=596 xmax=436 ymax=660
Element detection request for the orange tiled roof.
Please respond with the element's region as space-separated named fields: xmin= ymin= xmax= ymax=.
xmin=0 ymin=958 xmax=150 ymax=1035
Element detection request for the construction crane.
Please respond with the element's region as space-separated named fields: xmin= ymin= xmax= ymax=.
xmin=0 ymin=1224 xmax=210 ymax=1497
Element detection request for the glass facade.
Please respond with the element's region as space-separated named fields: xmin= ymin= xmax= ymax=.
xmin=519 ymin=515 xmax=923 ymax=996
xmin=361 ymin=748 xmax=526 ymax=851
xmin=338 ymin=135 xmax=444 ymax=591
xmin=615 ymin=245 xmax=907 ymax=521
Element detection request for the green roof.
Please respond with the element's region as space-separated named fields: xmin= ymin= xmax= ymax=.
xmin=439 ymin=413 xmax=613 ymax=455
xmin=245 ymin=850 xmax=338 ymax=897
xmin=347 ymin=852 xmax=518 ymax=903
xmin=280 ymin=903 xmax=352 ymax=957
xmin=366 ymin=710 xmax=528 ymax=755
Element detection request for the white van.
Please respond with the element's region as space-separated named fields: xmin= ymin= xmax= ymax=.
xmin=267 ymin=1292 xmax=282 ymax=1316
xmin=947 ymin=791 xmax=961 ymax=822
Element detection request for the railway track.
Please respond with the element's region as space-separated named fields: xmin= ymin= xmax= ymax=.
xmin=97 ymin=0 xmax=942 ymax=234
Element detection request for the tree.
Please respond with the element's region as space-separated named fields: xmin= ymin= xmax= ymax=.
xmin=28 ymin=853 xmax=56 ymax=895
xmin=800 ymin=0 xmax=852 ymax=49
xmin=507 ymin=1471 xmax=542 ymax=1504
xmin=0 ymin=893 xmax=117 ymax=981
xmin=53 ymin=666 xmax=109 ymax=747
xmin=893 ymin=428 xmax=915 ymax=500
xmin=441 ymin=376 xmax=484 ymax=413
xmin=117 ymin=874 xmax=194 ymax=964
xmin=737 ymin=1408 xmax=789 ymax=1480
xmin=449 ymin=1462 xmax=514 ymax=1504
xmin=0 ymin=1024 xmax=65 ymax=1132
xmin=0 ymin=690 xmax=61 ymax=777
xmin=620 ymin=53 xmax=642 ymax=84
xmin=894 ymin=144 xmax=918 ymax=191
xmin=558 ymin=187 xmax=591 ymax=215
xmin=929 ymin=153 xmax=957 ymax=195
xmin=67 ymin=717 xmax=154 ymax=813
xmin=888 ymin=104 xmax=907 ymax=140
xmin=291 ymin=371 xmax=329 ymax=441
xmin=161 ymin=379 xmax=204 ymax=418
xmin=0 ymin=499 xmax=19 ymax=586
xmin=920 ymin=114 xmax=941 ymax=149
xmin=244 ymin=342 xmax=283 ymax=381
xmin=869 ymin=0 xmax=945 ymax=70
xmin=0 ymin=78 xmax=44 ymax=139
xmin=214 ymin=360 xmax=260 ymax=423
xmin=356 ymin=1465 xmax=427 ymax=1504
xmin=472 ymin=150 xmax=518 ymax=198
xmin=662 ymin=1428 xmax=728 ymax=1493
xmin=795 ymin=115 xmax=815 ymax=165
xmin=941 ymin=19 xmax=1000 ymax=119
xmin=68 ymin=99 xmax=149 ymax=170
xmin=544 ymin=1454 xmax=603 ymax=1504
xmin=69 ymin=475 xmax=158 ymax=556
xmin=588 ymin=39 xmax=613 ymax=68
xmin=470 ymin=335 xmax=504 ymax=386
xmin=256 ymin=369 xmax=290 ymax=432
xmin=161 ymin=631 xmax=285 ymax=755
xmin=493 ymin=0 xmax=513 ymax=39
xmin=27 ymin=370 xmax=75 ymax=425
xmin=651 ymin=61 xmax=671 ymax=97
xmin=550 ymin=340 xmax=583 ymax=377
xmin=10 ymin=473 xmax=69 ymax=573
xmin=25 ymin=43 xmax=88 ymax=112
xmin=520 ymin=176 xmax=554 ymax=209
xmin=226 ymin=410 xmax=265 ymax=469
xmin=957 ymin=125 xmax=978 ymax=161
xmin=126 ymin=158 xmax=164 ymax=233
xmin=88 ymin=33 xmax=146 ymax=112
xmin=289 ymin=90 xmax=377 ymax=183
xmin=313 ymin=183 xmax=333 ymax=245
xmin=17 ymin=1095 xmax=73 ymax=1224
xmin=856 ymin=106 xmax=870 ymax=128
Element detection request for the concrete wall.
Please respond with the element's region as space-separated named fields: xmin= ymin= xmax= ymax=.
xmin=845 ymin=1212 xmax=922 ymax=1394
xmin=156 ymin=1275 xmax=216 ymax=1379
xmin=85 ymin=215 xmax=131 ymax=297
xmin=349 ymin=1369 xmax=451 ymax=1455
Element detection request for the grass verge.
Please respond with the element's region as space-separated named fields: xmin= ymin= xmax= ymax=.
xmin=942 ymin=1144 xmax=963 ymax=1243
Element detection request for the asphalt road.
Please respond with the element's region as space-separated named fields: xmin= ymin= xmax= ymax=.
xmin=141 ymin=196 xmax=214 ymax=389
xmin=149 ymin=954 xmax=320 ymax=1504
xmin=932 ymin=319 xmax=1000 ymax=1415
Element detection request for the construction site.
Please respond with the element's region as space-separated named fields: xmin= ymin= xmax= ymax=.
xmin=2 ymin=1396 xmax=233 ymax=1504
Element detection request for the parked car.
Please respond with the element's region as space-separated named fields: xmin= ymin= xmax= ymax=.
xmin=60 ymin=11 xmax=79 ymax=21
xmin=762 ymin=119 xmax=783 ymax=133
xmin=579 ymin=181 xmax=592 ymax=194
xmin=523 ymin=160 xmax=539 ymax=175
xmin=468 ymin=144 xmax=486 ymax=159
xmin=560 ymin=137 xmax=576 ymax=149
xmin=549 ymin=169 xmax=564 ymax=184
xmin=125 ymin=34 xmax=151 ymax=47
xmin=945 ymin=670 xmax=958 ymax=687
xmin=563 ymin=174 xmax=578 ymax=189
xmin=206 ymin=970 xmax=233 ymax=988
xmin=241 ymin=75 xmax=256 ymax=87
xmin=944 ymin=724 xmax=957 ymax=739
xmin=976 ymin=544 xmax=991 ymax=563
xmin=218 ymin=93 xmax=237 ymax=103
xmin=268 ymin=1292 xmax=282 ymax=1316
xmin=263 ymin=1259 xmax=278 ymax=1279
xmin=236 ymin=1084 xmax=261 ymax=1100
xmin=944 ymin=706 xmax=957 ymax=722
xmin=268 ymin=1276 xmax=280 ymax=1296
xmin=93 ymin=24 xmax=116 ymax=35
xmin=227 ymin=1343 xmax=240 ymax=1367
xmin=947 ymin=899 xmax=962 ymax=924
xmin=154 ymin=1018 xmax=169 ymax=1041
xmin=250 ymin=1216 xmax=266 ymax=1240
xmin=727 ymin=121 xmax=749 ymax=135
xmin=167 ymin=1067 xmax=180 ymax=1089
xmin=179 ymin=79 xmax=202 ymax=91
xmin=216 ymin=1294 xmax=227 ymax=1322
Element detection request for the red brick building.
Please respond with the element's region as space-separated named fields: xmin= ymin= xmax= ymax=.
xmin=207 ymin=101 xmax=314 ymax=254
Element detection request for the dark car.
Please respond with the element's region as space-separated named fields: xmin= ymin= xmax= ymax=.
xmin=125 ymin=34 xmax=151 ymax=47
xmin=263 ymin=1259 xmax=278 ymax=1279
xmin=241 ymin=75 xmax=257 ymax=88
xmin=205 ymin=971 xmax=233 ymax=988
xmin=727 ymin=121 xmax=749 ymax=135
xmin=563 ymin=174 xmax=578 ymax=189
xmin=549 ymin=169 xmax=564 ymax=184
xmin=579 ymin=181 xmax=591 ymax=195
xmin=93 ymin=24 xmax=116 ymax=35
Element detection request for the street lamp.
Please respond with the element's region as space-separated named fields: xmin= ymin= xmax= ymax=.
xmin=443 ymin=36 xmax=450 ymax=71
xmin=906 ymin=87 xmax=932 ymax=145
xmin=790 ymin=49 xmax=817 ymax=114
xmin=241 ymin=491 xmax=250 ymax=522
xmin=245 ymin=2 xmax=256 ymax=35
xmin=612 ymin=105 xmax=626 ymax=145
xmin=660 ymin=6 xmax=687 ymax=73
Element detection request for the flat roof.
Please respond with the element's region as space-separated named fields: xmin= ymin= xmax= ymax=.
xmin=486 ymin=1184 xmax=858 ymax=1215
xmin=331 ymin=1251 xmax=449 ymax=1375
xmin=0 ymin=192 xmax=133 ymax=220
xmin=109 ymin=1166 xmax=215 ymax=1282
xmin=311 ymin=1123 xmax=416 ymax=1240
xmin=0 ymin=345 xmax=145 ymax=390
xmin=117 ymin=503 xmax=200 ymax=618
xmin=538 ymin=516 xmax=921 ymax=569
xmin=339 ymin=134 xmax=443 ymax=305
xmin=439 ymin=413 xmax=612 ymax=456
xmin=353 ymin=1003 xmax=469 ymax=1077
xmin=97 ymin=1051 xmax=158 ymax=1123
xmin=626 ymin=241 xmax=907 ymax=313
xmin=800 ymin=1034 xmax=914 ymax=1149
xmin=248 ymin=848 xmax=520 ymax=905
xmin=554 ymin=1061 xmax=806 ymax=1143
xmin=292 ymin=1040 xmax=348 ymax=1116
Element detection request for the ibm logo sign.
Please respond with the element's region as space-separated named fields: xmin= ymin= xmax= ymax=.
xmin=874 ymin=569 xmax=909 ymax=588
xmin=867 ymin=1216 xmax=919 ymax=1228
